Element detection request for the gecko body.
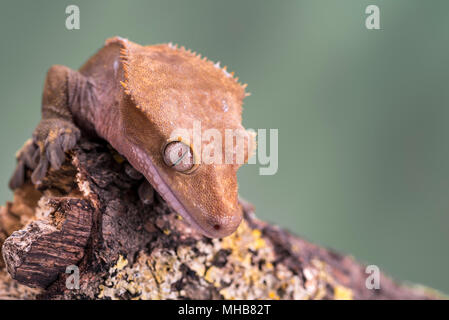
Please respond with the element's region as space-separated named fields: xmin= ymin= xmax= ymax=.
xmin=10 ymin=37 xmax=254 ymax=238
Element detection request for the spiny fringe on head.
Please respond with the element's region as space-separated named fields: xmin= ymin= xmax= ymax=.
xmin=106 ymin=36 xmax=252 ymax=104
xmin=165 ymin=42 xmax=249 ymax=95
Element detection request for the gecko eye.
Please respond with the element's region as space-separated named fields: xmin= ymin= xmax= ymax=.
xmin=163 ymin=141 xmax=197 ymax=174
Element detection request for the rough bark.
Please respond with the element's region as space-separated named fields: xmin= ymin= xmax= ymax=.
xmin=0 ymin=138 xmax=444 ymax=300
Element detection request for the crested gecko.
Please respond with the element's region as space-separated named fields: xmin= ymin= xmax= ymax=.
xmin=9 ymin=37 xmax=255 ymax=238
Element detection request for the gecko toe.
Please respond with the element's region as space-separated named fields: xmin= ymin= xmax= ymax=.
xmin=30 ymin=147 xmax=40 ymax=168
xmin=124 ymin=163 xmax=143 ymax=180
xmin=138 ymin=180 xmax=154 ymax=205
xmin=9 ymin=160 xmax=25 ymax=190
xmin=46 ymin=140 xmax=65 ymax=170
xmin=31 ymin=155 xmax=49 ymax=186
xmin=8 ymin=141 xmax=39 ymax=189
xmin=21 ymin=142 xmax=39 ymax=170
xmin=60 ymin=128 xmax=80 ymax=152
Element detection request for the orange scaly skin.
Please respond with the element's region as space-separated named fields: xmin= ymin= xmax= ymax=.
xmin=9 ymin=37 xmax=254 ymax=238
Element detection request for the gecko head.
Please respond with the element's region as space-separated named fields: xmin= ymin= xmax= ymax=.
xmin=113 ymin=38 xmax=254 ymax=238
xmin=157 ymin=135 xmax=255 ymax=238
xmin=122 ymin=105 xmax=255 ymax=238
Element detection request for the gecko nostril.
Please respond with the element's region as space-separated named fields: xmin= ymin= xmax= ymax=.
xmin=213 ymin=224 xmax=221 ymax=231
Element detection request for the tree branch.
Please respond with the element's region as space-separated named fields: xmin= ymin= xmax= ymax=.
xmin=0 ymin=138 xmax=443 ymax=300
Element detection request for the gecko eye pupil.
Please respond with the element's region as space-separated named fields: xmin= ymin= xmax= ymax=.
xmin=163 ymin=141 xmax=195 ymax=173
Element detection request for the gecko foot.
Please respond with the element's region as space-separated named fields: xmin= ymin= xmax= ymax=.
xmin=31 ymin=119 xmax=81 ymax=186
xmin=10 ymin=119 xmax=81 ymax=189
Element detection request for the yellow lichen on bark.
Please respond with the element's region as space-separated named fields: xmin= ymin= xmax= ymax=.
xmin=97 ymin=220 xmax=352 ymax=300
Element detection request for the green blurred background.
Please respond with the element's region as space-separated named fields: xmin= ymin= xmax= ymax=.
xmin=1 ymin=0 xmax=449 ymax=294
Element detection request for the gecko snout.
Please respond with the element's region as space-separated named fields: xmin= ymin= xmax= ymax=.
xmin=203 ymin=207 xmax=243 ymax=238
